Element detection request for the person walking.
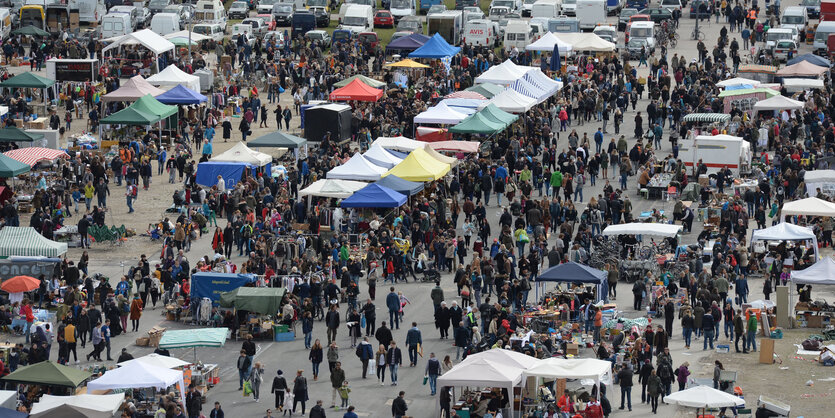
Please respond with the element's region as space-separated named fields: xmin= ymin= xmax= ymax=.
xmin=425 ymin=352 xmax=441 ymax=396
xmin=129 ymin=294 xmax=143 ymax=332
xmin=376 ymin=344 xmax=388 ymax=385
xmin=292 ymin=370 xmax=308 ymax=415
xmin=746 ymin=311 xmax=758 ymax=352
xmin=702 ymin=310 xmax=716 ymax=350
xmin=327 ymin=342 xmax=339 ymax=374
xmin=405 ymin=322 xmax=422 ymax=367
xmin=237 ymin=350 xmax=252 ymax=390
xmin=647 ymin=370 xmax=662 ymax=414
xmin=386 ymin=287 xmax=400 ymax=329
xmin=86 ymin=322 xmax=103 ymax=361
xmin=356 ymin=336 xmax=374 ymax=379
xmin=250 ymin=362 xmax=264 ymax=402
xmin=271 ymin=370 xmax=287 ymax=412
xmin=386 ymin=341 xmax=402 ymax=386
xmin=734 ymin=308 xmax=747 ymax=353
xmin=391 ymin=391 xmax=408 ymax=418
xmin=64 ymin=320 xmax=78 ymax=364
xmin=330 ymin=362 xmax=345 ymax=409
xmin=617 ymin=363 xmax=634 ymax=411
xmin=101 ymin=319 xmax=113 ymax=361
xmin=676 ymin=362 xmax=690 ymax=391
xmin=326 ymin=305 xmax=340 ymax=344
xmin=186 ymin=384 xmax=202 ymax=418
xmin=638 ymin=359 xmax=653 ymax=404
xmin=309 ymin=339 xmax=323 ymax=381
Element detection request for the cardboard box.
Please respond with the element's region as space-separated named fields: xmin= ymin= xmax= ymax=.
xmin=135 ymin=337 xmax=150 ymax=347
xmin=698 ymin=174 xmax=710 ymax=187
xmin=566 ymin=343 xmax=579 ymax=356
xmin=148 ymin=326 xmax=166 ymax=348
xmin=807 ymin=315 xmax=825 ymax=328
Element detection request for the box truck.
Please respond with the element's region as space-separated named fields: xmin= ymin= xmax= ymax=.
xmin=428 ymin=11 xmax=462 ymax=45
xmin=576 ymin=0 xmax=606 ymax=30
xmin=679 ymin=134 xmax=752 ymax=175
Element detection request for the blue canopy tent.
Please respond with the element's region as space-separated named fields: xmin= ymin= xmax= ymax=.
xmin=536 ymin=262 xmax=608 ymax=302
xmin=341 ymin=183 xmax=407 ymax=208
xmin=385 ymin=33 xmax=431 ymax=54
xmin=191 ymin=272 xmax=257 ymax=305
xmin=155 ymin=84 xmax=208 ymax=104
xmin=374 ymin=175 xmax=425 ymax=196
xmin=387 ymin=149 xmax=409 ymax=159
xmin=787 ymin=53 xmax=831 ymax=68
xmin=409 ymin=33 xmax=461 ymax=58
xmin=195 ymin=161 xmax=255 ymax=188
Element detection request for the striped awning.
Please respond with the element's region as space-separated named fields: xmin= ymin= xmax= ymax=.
xmin=0 ymin=227 xmax=68 ymax=257
xmin=682 ymin=113 xmax=731 ymax=123
xmin=3 ymin=147 xmax=70 ymax=167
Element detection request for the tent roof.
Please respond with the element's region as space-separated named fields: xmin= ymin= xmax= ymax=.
xmin=30 ymin=394 xmax=125 ymax=418
xmin=716 ymin=77 xmax=762 ymax=87
xmin=718 ymin=87 xmax=780 ymax=98
xmin=791 ymin=256 xmax=835 ymax=285
xmin=776 ymin=60 xmax=829 ymax=77
xmin=414 ymin=102 xmax=470 ymax=125
xmin=374 ymin=175 xmax=425 ymax=196
xmin=787 ymin=53 xmax=831 ymax=67
xmin=751 ymin=222 xmax=816 ymax=242
xmin=220 ymin=287 xmax=286 ymax=315
xmin=327 ymin=152 xmax=388 ymax=181
xmin=423 ymin=144 xmax=459 ymax=167
xmin=363 ymin=144 xmax=404 ymax=169
xmin=87 ymin=361 xmax=183 ymax=392
xmin=682 ymin=113 xmax=732 ymax=123
xmin=372 ymin=136 xmax=425 ymax=152
xmin=102 ymin=75 xmax=166 ymax=102
xmin=12 ymin=25 xmax=50 ymax=37
xmin=118 ymin=353 xmax=191 ymax=369
xmin=163 ymin=30 xmax=211 ymax=42
xmin=509 ymin=76 xmax=551 ymax=103
xmin=249 ymin=131 xmax=307 ymax=149
xmin=299 ymin=179 xmax=367 ymax=199
xmin=408 ymin=33 xmax=461 ymax=58
xmin=783 ymin=78 xmax=825 ymax=91
xmin=803 ymin=170 xmax=835 ymax=183
xmin=384 ymin=147 xmax=451 ymax=182
xmin=1 ymin=361 xmax=91 ymax=387
xmin=780 ymin=197 xmax=835 ymax=217
xmin=526 ymin=31 xmax=573 ymax=52
xmin=448 ymin=111 xmax=506 ymax=134
xmin=333 ymin=74 xmax=386 ymax=88
xmin=102 ymin=29 xmax=175 ymax=55
xmin=438 ymin=98 xmax=486 ymax=114
xmin=158 ymin=328 xmax=229 ymax=349
xmin=385 ymin=58 xmax=430 ymax=68
xmin=753 ymin=94 xmax=805 ymax=111
xmin=554 ymin=32 xmax=616 ymax=51
xmin=0 ymin=154 xmax=31 ymax=177
xmin=522 ymin=358 xmax=613 ymax=386
xmin=465 ymin=83 xmax=505 ymax=99
xmin=522 ymin=70 xmax=562 ymax=97
xmin=329 ymin=79 xmax=383 ymax=102
xmin=601 ymin=223 xmax=682 ymax=238
xmin=537 ymin=262 xmax=606 ymax=284
xmin=480 ymin=103 xmax=521 ymax=125
xmin=663 ymin=385 xmax=745 ymax=408
xmin=131 ymin=94 xmax=178 ymax=120
xmin=0 ymin=126 xmax=43 ymax=143
xmin=466 ymin=349 xmax=541 ymax=370
xmin=429 ymin=140 xmax=480 ymax=153
xmin=475 ymin=60 xmax=536 ymax=85
xmin=155 ymin=84 xmax=208 ymax=104
xmin=436 ymin=357 xmax=522 ymax=387
xmin=0 ymin=227 xmax=67 ymax=257
xmin=211 ymin=142 xmax=272 ymax=167
xmin=693 ymin=134 xmax=743 ymax=142
xmin=4 ymin=148 xmax=68 ymax=167
xmin=341 ymin=183 xmax=407 ymax=208
xmin=0 ymin=72 xmax=55 ymax=89
xmin=147 ymin=64 xmax=201 ymax=92
xmin=385 ymin=33 xmax=431 ymax=52
xmin=100 ymin=106 xmax=159 ymax=125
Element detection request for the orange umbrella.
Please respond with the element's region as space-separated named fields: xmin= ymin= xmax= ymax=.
xmin=1 ymin=275 xmax=40 ymax=293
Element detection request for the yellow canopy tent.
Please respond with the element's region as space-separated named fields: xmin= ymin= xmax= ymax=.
xmin=385 ymin=59 xmax=430 ymax=68
xmin=423 ymin=143 xmax=459 ymax=167
xmin=384 ymin=148 xmax=451 ymax=181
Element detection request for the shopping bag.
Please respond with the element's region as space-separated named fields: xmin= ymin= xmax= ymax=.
xmin=361 ymin=314 xmax=366 ymax=329
xmin=243 ymin=380 xmax=253 ymax=397
xmin=423 ymin=375 xmax=428 ymax=385
xmin=369 ymin=359 xmax=376 ymax=370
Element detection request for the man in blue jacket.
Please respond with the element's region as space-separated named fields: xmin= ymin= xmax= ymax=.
xmin=386 ymin=287 xmax=400 ymax=330
xmin=405 ymin=322 xmax=422 ymax=367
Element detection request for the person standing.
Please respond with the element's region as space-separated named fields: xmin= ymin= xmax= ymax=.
xmin=101 ymin=319 xmax=112 ymax=361
xmin=632 ymin=280 xmax=644 ymax=310
xmin=361 ymin=299 xmax=376 ymax=337
xmin=186 ymin=384 xmax=202 ymax=418
xmin=292 ymin=370 xmax=308 ymax=415
xmin=326 ymin=305 xmax=340 ymax=344
xmin=86 ymin=322 xmax=103 ymax=361
xmin=237 ymin=350 xmax=252 ymax=390
xmin=617 ymin=363 xmax=633 ymax=411
xmin=330 ymin=361 xmax=345 ymax=409
xmin=357 ymin=337 xmax=374 ymax=379
xmin=129 ymin=294 xmax=143 ymax=332
xmin=425 ymin=352 xmax=441 ymax=396
xmin=309 ymin=339 xmax=323 ymax=381
xmin=647 ymin=370 xmax=662 ymax=414
xmin=746 ymin=311 xmax=758 ymax=352
xmin=391 ymin=391 xmax=408 ymax=418
xmin=386 ymin=341 xmax=402 ymax=386
xmin=702 ymin=310 xmax=716 ymax=350
xmin=405 ymin=322 xmax=422 ymax=367
xmin=64 ymin=320 xmax=78 ymax=364
xmin=271 ymin=370 xmax=287 ymax=412
xmin=676 ymin=362 xmax=690 ymax=391
xmin=376 ymin=344 xmax=388 ymax=385
xmin=386 ymin=287 xmax=400 ymax=329
xmin=250 ymin=362 xmax=264 ymax=402
xmin=327 ymin=342 xmax=339 ymax=374
xmin=209 ymin=402 xmax=224 ymax=418
xmin=734 ymin=308 xmax=747 ymax=353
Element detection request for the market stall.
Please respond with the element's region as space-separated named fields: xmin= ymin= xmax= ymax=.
xmin=775 ymin=60 xmax=828 ymax=78
xmin=791 ymin=257 xmax=835 ymax=328
xmin=464 ymin=83 xmax=505 ymax=99
xmin=718 ymin=87 xmax=779 ymax=115
xmin=663 ymin=385 xmax=744 ymax=415
xmin=435 ymin=357 xmax=523 ymax=417
xmin=787 ymin=53 xmax=831 ymax=67
xmin=384 ymin=147 xmax=451 ymax=182
xmin=0 ymin=154 xmax=31 ymax=178
xmin=408 ymin=33 xmax=461 ymax=59
xmin=3 ymin=147 xmax=69 ymax=168
xmin=328 ymin=79 xmax=384 ymax=102
xmin=536 ymin=262 xmax=608 ymax=303
xmin=521 ymin=358 xmax=613 ymax=403
xmin=190 ymin=272 xmax=257 ymax=305
xmin=341 ymin=183 xmax=407 ymax=208
xmin=782 ymin=78 xmax=825 ymax=92
xmin=751 ymin=222 xmax=818 ymax=261
xmin=427 ymin=140 xmax=480 ymax=153
xmin=373 ymin=175 xmax=424 ymax=197
xmin=101 ymin=29 xmax=176 ymax=75
xmin=211 ymin=142 xmax=272 ymax=168
xmin=332 ymin=74 xmax=386 ymax=88
xmin=385 ymin=34 xmax=431 ymax=55
xmin=475 ymin=60 xmax=537 ymax=85
xmin=1 ymin=361 xmax=92 ymax=394
xmin=601 ymin=223 xmax=682 ymax=238
xmin=803 ymin=170 xmax=835 ymax=196
xmin=158 ymin=328 xmax=229 ymax=363
xmin=298 ymin=179 xmax=368 ymax=200
xmin=154 ymin=84 xmax=208 ymax=105
xmin=478 ymin=88 xmax=537 ymax=113
xmin=753 ymin=94 xmax=805 ymax=113
xmin=371 ymin=136 xmax=426 ymax=152
xmin=220 ymin=287 xmax=288 ymax=340
xmin=326 ymin=152 xmax=388 ymax=181
xmin=0 ymin=227 xmax=68 ymax=257
xmin=147 ymin=64 xmax=201 ymax=92
xmin=29 ymin=393 xmax=125 ymax=418
xmin=363 ymin=144 xmax=404 ymax=169
xmin=0 ymin=72 xmax=56 ymax=115
xmin=414 ymin=102 xmax=470 ymax=125
xmin=195 ymin=161 xmax=256 ymax=188
xmin=86 ymin=361 xmax=186 ymax=409
xmin=780 ymin=197 xmax=835 ymax=218
xmin=102 ymin=75 xmax=166 ymax=102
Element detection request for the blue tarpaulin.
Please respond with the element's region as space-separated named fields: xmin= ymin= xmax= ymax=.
xmin=409 ymin=33 xmax=461 ymax=58
xmin=195 ymin=161 xmax=253 ymax=188
xmin=155 ymin=85 xmax=208 ymax=104
xmin=374 ymin=175 xmax=425 ymax=196
xmin=191 ymin=272 xmax=257 ymax=305
xmin=536 ymin=262 xmax=608 ymax=302
xmin=341 ymin=183 xmax=407 ymax=208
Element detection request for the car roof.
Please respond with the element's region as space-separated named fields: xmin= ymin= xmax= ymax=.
xmin=631 ymin=21 xmax=654 ymax=27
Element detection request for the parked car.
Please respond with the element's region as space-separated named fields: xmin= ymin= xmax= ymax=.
xmin=374 ymin=10 xmax=394 ymax=27
xmin=618 ymin=7 xmax=638 ymax=31
xmin=427 ymin=4 xmax=446 ymax=15
xmin=228 ymin=1 xmax=249 ymax=19
xmin=305 ymin=29 xmax=330 ymax=45
xmin=659 ymin=0 xmax=682 ymax=12
xmin=265 ymin=30 xmax=285 ymax=45
xmin=242 ymin=17 xmax=268 ymax=35
xmin=390 ymin=30 xmax=413 ymax=42
xmin=638 ymin=7 xmax=672 ymax=22
xmin=257 ymin=13 xmax=277 ymax=31
xmin=359 ymin=32 xmax=379 ymax=48
xmin=311 ymin=6 xmax=330 ymax=27
xmin=396 ymin=15 xmax=423 ymax=33
xmin=273 ymin=3 xmax=293 ymax=26
xmin=163 ymin=4 xmax=194 ymax=21
xmin=773 ymin=39 xmax=798 ymax=61
xmin=463 ymin=6 xmax=484 ymax=20
xmin=625 ymin=13 xmax=650 ymax=41
xmin=625 ymin=37 xmax=651 ymax=58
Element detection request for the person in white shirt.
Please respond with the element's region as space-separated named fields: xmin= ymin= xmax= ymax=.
xmin=217 ymin=176 xmax=226 ymax=192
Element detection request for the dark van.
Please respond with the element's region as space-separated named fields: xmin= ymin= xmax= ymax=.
xmin=291 ymin=10 xmax=316 ymax=38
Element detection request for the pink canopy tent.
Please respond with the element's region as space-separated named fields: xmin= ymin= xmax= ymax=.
xmin=428 ymin=140 xmax=480 ymax=153
xmin=102 ymin=75 xmax=166 ymax=102
xmin=4 ymin=148 xmax=70 ymax=167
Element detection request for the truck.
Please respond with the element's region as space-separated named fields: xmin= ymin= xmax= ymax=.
xmin=391 ymin=0 xmax=416 ymax=21
xmin=531 ymin=0 xmax=560 ymax=18
xmin=428 ymin=11 xmax=462 ymax=45
xmin=19 ymin=3 xmax=45 ymax=29
xmin=419 ymin=0 xmax=443 ymax=14
xmin=679 ymin=134 xmax=752 ymax=176
xmin=339 ymin=4 xmax=373 ymax=33
xmin=576 ymin=0 xmax=606 ymax=31
xmin=822 ymin=0 xmax=835 ymax=21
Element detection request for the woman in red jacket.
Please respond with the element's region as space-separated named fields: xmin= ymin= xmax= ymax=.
xmin=20 ymin=299 xmax=34 ymax=344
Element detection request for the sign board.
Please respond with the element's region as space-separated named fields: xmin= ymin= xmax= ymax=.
xmin=46 ymin=59 xmax=98 ymax=82
xmin=0 ymin=259 xmax=60 ymax=280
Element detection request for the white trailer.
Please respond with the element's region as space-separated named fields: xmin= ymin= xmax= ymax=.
xmin=679 ymin=134 xmax=752 ymax=176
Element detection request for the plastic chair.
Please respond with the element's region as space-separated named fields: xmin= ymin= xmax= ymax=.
xmin=665 ymin=186 xmax=678 ymax=201
xmin=640 ymin=188 xmax=649 ymax=199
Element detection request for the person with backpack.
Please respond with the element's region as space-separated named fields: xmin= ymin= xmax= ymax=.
xmin=125 ymin=182 xmax=137 ymax=214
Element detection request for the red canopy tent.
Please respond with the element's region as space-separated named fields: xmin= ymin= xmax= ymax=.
xmin=328 ymin=79 xmax=383 ymax=102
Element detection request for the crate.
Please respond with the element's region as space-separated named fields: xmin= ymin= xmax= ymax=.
xmin=274 ymin=331 xmax=294 ymax=342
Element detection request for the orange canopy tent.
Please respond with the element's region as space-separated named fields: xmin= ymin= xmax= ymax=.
xmin=328 ymin=78 xmax=384 ymax=102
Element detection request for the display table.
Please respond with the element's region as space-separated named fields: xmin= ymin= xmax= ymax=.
xmin=55 ymin=225 xmax=82 ymax=248
xmin=25 ymin=117 xmax=47 ymax=130
xmin=646 ymin=173 xmax=673 ymax=199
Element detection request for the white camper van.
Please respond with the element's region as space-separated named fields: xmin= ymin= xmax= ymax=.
xmin=531 ymin=0 xmax=560 ymax=18
xmin=150 ymin=12 xmax=180 ymax=35
xmin=503 ymin=20 xmax=533 ymax=49
xmin=195 ymin=0 xmax=227 ymax=27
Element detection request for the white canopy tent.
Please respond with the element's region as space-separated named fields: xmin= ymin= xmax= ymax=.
xmin=554 ymin=33 xmax=616 ymax=52
xmin=164 ymin=30 xmax=211 ymax=42
xmin=478 ymin=88 xmax=537 ymax=113
xmin=522 ymin=358 xmax=614 ymax=388
xmin=664 ymin=385 xmax=745 ymax=409
xmin=601 ymin=223 xmax=682 ymax=238
xmin=414 ymin=102 xmax=470 ymax=125
xmin=510 ymin=76 xmax=552 ymax=103
xmin=0 ymin=390 xmax=16 ymax=410
xmin=791 ymin=256 xmax=835 ymax=285
xmin=424 ymin=144 xmax=459 ymax=167
xmin=523 ymin=70 xmax=563 ymax=96
xmin=372 ymin=136 xmax=425 ymax=152
xmin=435 ymin=357 xmax=523 ymax=417
xmin=147 ymin=64 xmax=201 ymax=93
xmin=751 ymin=222 xmax=818 ymax=260
xmin=30 ymin=394 xmax=126 ymax=418
xmin=753 ymin=95 xmax=805 ymax=111
xmin=101 ymin=30 xmax=175 ymax=74
xmin=363 ymin=144 xmax=404 ymax=169
xmin=782 ymin=78 xmax=825 ymax=92
xmin=118 ymin=353 xmax=191 ymax=369
xmin=211 ymin=142 xmax=272 ymax=167
xmin=780 ymin=197 xmax=835 ymax=217
xmin=87 ymin=362 xmax=186 ymax=406
xmin=326 ymin=152 xmax=388 ymax=181
xmin=525 ymin=31 xmax=573 ymax=53
xmin=465 ymin=348 xmax=542 ymax=370
xmin=475 ymin=60 xmax=537 ymax=85
xmin=804 ymin=170 xmax=835 ymax=193
xmin=716 ymin=77 xmax=762 ymax=88
xmin=298 ymin=179 xmax=367 ymax=199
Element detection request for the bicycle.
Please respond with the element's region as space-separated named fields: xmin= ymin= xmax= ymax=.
xmin=692 ymin=27 xmax=705 ymax=41
xmin=669 ymin=33 xmax=678 ymax=48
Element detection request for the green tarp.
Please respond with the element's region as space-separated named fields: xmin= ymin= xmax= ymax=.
xmin=100 ymin=107 xmax=160 ymax=125
xmin=333 ymin=74 xmax=386 ymax=88
xmin=158 ymin=328 xmax=229 ymax=349
xmin=249 ymin=131 xmax=308 ymax=149
xmin=2 ymin=361 xmax=91 ymax=388
xmin=0 ymin=72 xmax=55 ymax=89
xmin=0 ymin=127 xmax=44 ymax=143
xmin=88 ymin=224 xmax=126 ymax=243
xmin=220 ymin=287 xmax=286 ymax=315
xmin=0 ymin=154 xmax=31 ymax=177
xmin=465 ymin=83 xmax=504 ymax=99
xmin=131 ymin=94 xmax=177 ymax=120
xmin=449 ymin=104 xmax=518 ymax=135
xmin=479 ymin=103 xmax=519 ymax=125
xmin=12 ymin=25 xmax=50 ymax=37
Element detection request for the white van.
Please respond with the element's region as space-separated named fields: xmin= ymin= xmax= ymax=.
xmin=463 ymin=18 xmax=499 ymax=47
xmin=339 ymin=4 xmax=373 ymax=33
xmin=531 ymin=0 xmax=560 ymax=18
xmin=195 ymin=0 xmax=227 ymax=27
xmin=679 ymin=135 xmax=752 ymax=176
xmin=503 ymin=20 xmax=533 ymax=49
xmin=629 ymin=21 xmax=655 ymax=49
xmin=193 ymin=23 xmax=225 ymax=41
xmin=781 ymin=6 xmax=808 ymax=33
xmin=593 ymin=24 xmax=616 ymax=40
xmin=0 ymin=8 xmax=11 ymax=39
xmin=576 ymin=0 xmax=605 ymax=31
xmin=100 ymin=13 xmax=131 ymax=38
xmin=150 ymin=12 xmax=180 ymax=35
xmin=108 ymin=5 xmax=140 ymax=31
xmin=764 ymin=27 xmax=795 ymax=48
xmin=813 ymin=21 xmax=835 ymax=53
xmin=390 ymin=0 xmax=416 ymax=21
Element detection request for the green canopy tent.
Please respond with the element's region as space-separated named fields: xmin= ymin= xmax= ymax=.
xmin=0 ymin=154 xmax=31 ymax=177
xmin=0 ymin=72 xmax=56 ymax=114
xmin=131 ymin=94 xmax=177 ymax=120
xmin=158 ymin=328 xmax=229 ymax=362
xmin=448 ymin=111 xmax=507 ymax=134
xmin=1 ymin=361 xmax=92 ymax=389
xmin=0 ymin=226 xmax=68 ymax=257
xmin=100 ymin=107 xmax=159 ymax=125
xmin=12 ymin=25 xmax=50 ymax=37
xmin=333 ymin=74 xmax=386 ymax=88
xmin=478 ymin=103 xmax=519 ymax=126
xmin=249 ymin=131 xmax=308 ymax=162
xmin=465 ymin=83 xmax=505 ymax=99
xmin=220 ymin=287 xmax=287 ymax=315
xmin=0 ymin=126 xmax=44 ymax=143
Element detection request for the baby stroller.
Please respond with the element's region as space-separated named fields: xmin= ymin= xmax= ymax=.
xmin=422 ymin=268 xmax=441 ymax=283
